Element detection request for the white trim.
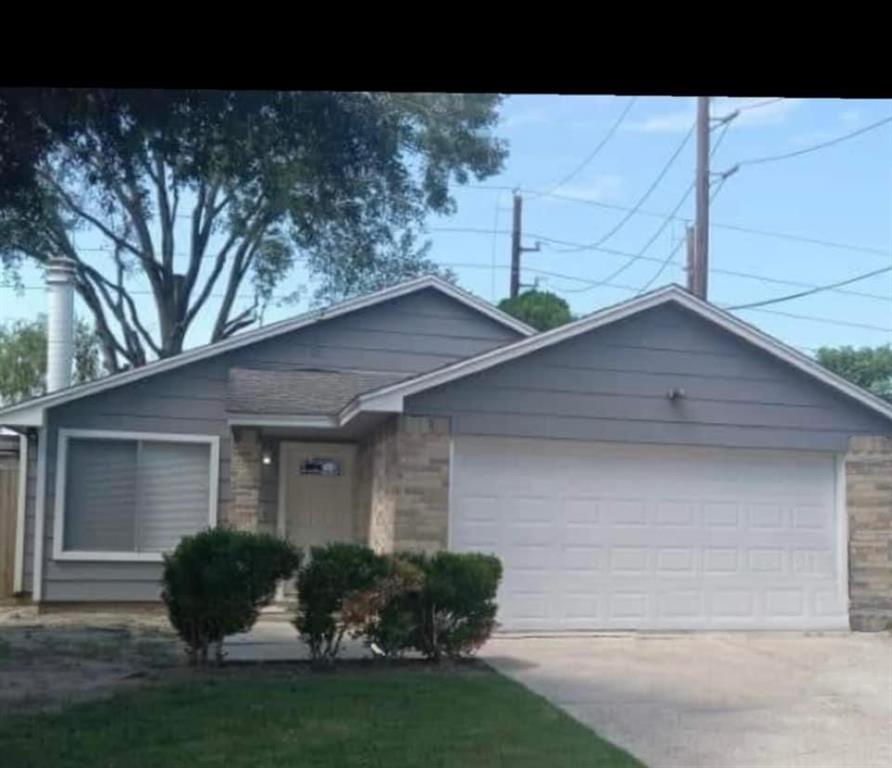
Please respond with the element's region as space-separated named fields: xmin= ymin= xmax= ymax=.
xmin=356 ymin=285 xmax=892 ymax=424
xmin=0 ymin=277 xmax=533 ymax=427
xmin=277 ymin=442 xmax=288 ymax=540
xmin=228 ymin=414 xmax=338 ymax=429
xmin=446 ymin=437 xmax=455 ymax=552
xmin=52 ymin=428 xmax=220 ymax=563
xmin=274 ymin=441 xmax=288 ymax=603
xmin=1 ymin=410 xmax=43 ymax=428
xmin=12 ymin=433 xmax=29 ymax=593
xmin=32 ymin=427 xmax=47 ymax=602
xmin=835 ymin=453 xmax=850 ymax=623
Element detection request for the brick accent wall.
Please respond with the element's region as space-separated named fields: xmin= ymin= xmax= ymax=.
xmin=357 ymin=416 xmax=450 ymax=554
xmin=847 ymin=436 xmax=892 ymax=631
xmin=224 ymin=427 xmax=262 ymax=532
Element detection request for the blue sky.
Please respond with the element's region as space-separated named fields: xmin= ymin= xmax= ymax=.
xmin=1 ymin=95 xmax=890 ymax=357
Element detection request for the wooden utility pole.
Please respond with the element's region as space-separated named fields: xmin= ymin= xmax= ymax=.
xmin=694 ymin=96 xmax=710 ymax=299
xmin=509 ymin=192 xmax=540 ymax=298
xmin=510 ymin=193 xmax=522 ymax=298
xmin=685 ymin=224 xmax=696 ymax=294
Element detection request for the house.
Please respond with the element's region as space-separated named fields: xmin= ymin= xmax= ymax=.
xmin=1 ymin=273 xmax=891 ymax=632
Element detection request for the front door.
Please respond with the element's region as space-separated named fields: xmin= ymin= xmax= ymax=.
xmin=281 ymin=442 xmax=356 ymax=553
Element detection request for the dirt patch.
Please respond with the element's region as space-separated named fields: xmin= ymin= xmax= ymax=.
xmin=0 ymin=608 xmax=181 ymax=714
xmin=0 ymin=607 xmax=488 ymax=714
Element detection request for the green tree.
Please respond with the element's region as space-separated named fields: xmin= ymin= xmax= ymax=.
xmin=0 ymin=90 xmax=506 ymax=373
xmin=816 ymin=345 xmax=892 ymax=402
xmin=0 ymin=315 xmax=101 ymax=404
xmin=498 ymin=289 xmax=574 ymax=332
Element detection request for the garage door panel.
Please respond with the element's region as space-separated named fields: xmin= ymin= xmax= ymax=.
xmin=602 ymin=499 xmax=649 ymax=526
xmin=656 ymin=548 xmax=697 ymax=574
xmin=704 ymin=502 xmax=741 ymax=527
xmin=560 ymin=544 xmax=604 ymax=570
xmin=710 ymin=589 xmax=756 ymax=618
xmin=450 ymin=436 xmax=846 ymax=631
xmin=704 ymin=547 xmax=739 ymax=573
xmin=658 ymin=590 xmax=703 ymax=618
xmin=563 ymin=498 xmax=600 ymax=524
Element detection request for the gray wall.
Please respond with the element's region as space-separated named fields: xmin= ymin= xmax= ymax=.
xmin=33 ymin=288 xmax=522 ymax=601
xmin=407 ymin=302 xmax=892 ymax=451
xmin=22 ymin=433 xmax=37 ymax=592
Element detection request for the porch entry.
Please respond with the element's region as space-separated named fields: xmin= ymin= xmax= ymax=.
xmin=279 ymin=441 xmax=357 ymax=554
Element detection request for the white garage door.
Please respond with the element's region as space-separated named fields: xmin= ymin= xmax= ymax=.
xmin=450 ymin=437 xmax=847 ymax=631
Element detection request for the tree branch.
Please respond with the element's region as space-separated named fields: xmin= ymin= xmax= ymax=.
xmin=37 ymin=169 xmax=145 ymax=260
xmin=211 ymin=212 xmax=270 ymax=342
xmin=82 ymin=259 xmax=161 ymax=357
xmin=220 ymin=297 xmax=260 ymax=339
xmin=152 ymin=152 xmax=174 ymax=273
xmin=184 ymin=228 xmax=240 ymax=326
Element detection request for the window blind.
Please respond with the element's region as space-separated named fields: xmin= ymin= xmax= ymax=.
xmin=62 ymin=436 xmax=211 ymax=554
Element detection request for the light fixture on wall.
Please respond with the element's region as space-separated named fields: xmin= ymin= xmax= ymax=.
xmin=262 ymin=448 xmax=273 ymax=466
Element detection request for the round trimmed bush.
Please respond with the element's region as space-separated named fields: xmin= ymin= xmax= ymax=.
xmin=161 ymin=528 xmax=301 ymax=665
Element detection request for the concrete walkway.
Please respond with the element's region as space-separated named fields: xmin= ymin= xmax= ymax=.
xmin=222 ymin=616 xmax=369 ymax=662
xmin=482 ymin=632 xmax=892 ymax=768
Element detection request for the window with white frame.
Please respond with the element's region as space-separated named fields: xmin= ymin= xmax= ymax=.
xmin=54 ymin=430 xmax=219 ymax=561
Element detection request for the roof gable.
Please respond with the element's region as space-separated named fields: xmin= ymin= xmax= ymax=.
xmin=0 ymin=276 xmax=533 ymax=426
xmin=355 ymin=285 xmax=892 ymax=424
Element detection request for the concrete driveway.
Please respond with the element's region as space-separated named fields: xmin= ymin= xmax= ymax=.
xmin=482 ymin=632 xmax=892 ymax=768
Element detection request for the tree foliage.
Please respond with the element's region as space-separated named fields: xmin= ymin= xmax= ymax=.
xmin=0 ymin=90 xmax=506 ymax=373
xmin=161 ymin=528 xmax=301 ymax=666
xmin=0 ymin=314 xmax=101 ymax=404
xmin=498 ymin=289 xmax=573 ymax=331
xmin=816 ymin=344 xmax=892 ymax=402
xmin=294 ymin=543 xmax=389 ymax=667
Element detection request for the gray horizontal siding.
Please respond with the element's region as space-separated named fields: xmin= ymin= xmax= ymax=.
xmin=35 ymin=287 xmax=521 ymax=601
xmin=22 ymin=433 xmax=37 ymax=592
xmin=44 ymin=578 xmax=163 ymax=602
xmin=407 ymin=302 xmax=892 ymax=451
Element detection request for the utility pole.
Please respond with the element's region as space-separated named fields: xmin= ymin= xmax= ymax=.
xmin=510 ymin=193 xmax=522 ymax=298
xmin=694 ymin=96 xmax=710 ymax=300
xmin=509 ymin=192 xmax=540 ymax=298
xmin=685 ymin=224 xmax=696 ymax=294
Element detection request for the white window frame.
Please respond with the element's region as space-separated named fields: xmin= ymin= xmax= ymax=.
xmin=53 ymin=428 xmax=220 ymax=562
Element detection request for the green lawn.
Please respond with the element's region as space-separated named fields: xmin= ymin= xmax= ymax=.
xmin=2 ymin=666 xmax=643 ymax=768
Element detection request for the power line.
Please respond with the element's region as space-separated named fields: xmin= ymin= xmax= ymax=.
xmin=426 ymin=225 xmax=892 ymax=303
xmin=726 ymin=265 xmax=892 ymax=310
xmin=730 ymin=306 xmax=892 ymax=333
xmin=465 ymin=184 xmax=892 ymax=261
xmin=636 ymin=122 xmax=735 ymax=294
xmin=583 ymin=115 xmax=735 ymax=293
xmin=561 ymin=122 xmax=696 ymax=253
xmin=735 ymin=97 xmax=785 ymax=113
xmin=439 ymin=259 xmax=892 ymax=334
xmin=439 ymin=261 xmax=641 ymax=293
xmin=529 ymin=97 xmax=638 ymax=199
xmin=738 ymin=114 xmax=892 ymax=167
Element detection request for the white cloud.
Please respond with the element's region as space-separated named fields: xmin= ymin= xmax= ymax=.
xmin=544 ymin=174 xmax=624 ymax=202
xmin=626 ymin=99 xmax=695 ymax=133
xmin=788 ymin=129 xmax=835 ymax=147
xmin=718 ymin=97 xmax=802 ymax=127
xmin=500 ymin=108 xmax=551 ymax=130
xmin=625 ymin=97 xmax=801 ymax=134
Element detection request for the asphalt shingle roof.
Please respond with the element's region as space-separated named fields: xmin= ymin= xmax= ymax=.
xmin=226 ymin=368 xmax=410 ymax=416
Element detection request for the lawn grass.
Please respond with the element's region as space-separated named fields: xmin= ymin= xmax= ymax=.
xmin=2 ymin=665 xmax=643 ymax=767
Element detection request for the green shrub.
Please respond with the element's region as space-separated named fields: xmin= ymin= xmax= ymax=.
xmin=409 ymin=552 xmax=502 ymax=661
xmin=294 ymin=543 xmax=388 ymax=667
xmin=365 ymin=552 xmax=502 ymax=661
xmin=363 ymin=555 xmax=425 ymax=659
xmin=161 ymin=528 xmax=301 ymax=665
